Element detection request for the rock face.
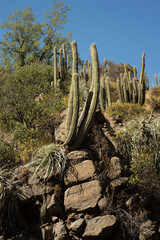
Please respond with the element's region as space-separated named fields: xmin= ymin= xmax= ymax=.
xmin=64 ymin=180 xmax=102 ymax=212
xmin=64 ymin=160 xmax=96 ymax=186
xmin=82 ymin=214 xmax=116 ymax=239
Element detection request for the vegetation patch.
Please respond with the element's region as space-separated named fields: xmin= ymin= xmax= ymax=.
xmin=105 ymin=102 xmax=147 ymax=122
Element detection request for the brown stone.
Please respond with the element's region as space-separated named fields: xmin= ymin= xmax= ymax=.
xmin=110 ymin=177 xmax=128 ymax=188
xmin=82 ymin=214 xmax=116 ymax=239
xmin=53 ymin=221 xmax=68 ymax=240
xmin=64 ymin=180 xmax=102 ymax=212
xmin=67 ymin=149 xmax=92 ymax=163
xmin=64 ymin=160 xmax=95 ymax=186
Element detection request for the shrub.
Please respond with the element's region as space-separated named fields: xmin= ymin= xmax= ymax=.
xmin=0 ymin=139 xmax=15 ymax=167
xmin=105 ymin=102 xmax=147 ymax=122
xmin=146 ymin=85 xmax=160 ymax=111
xmin=116 ymin=116 xmax=160 ymax=197
xmin=0 ymin=63 xmax=53 ymax=130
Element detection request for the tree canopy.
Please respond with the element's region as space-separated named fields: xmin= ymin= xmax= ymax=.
xmin=0 ymin=0 xmax=71 ymax=70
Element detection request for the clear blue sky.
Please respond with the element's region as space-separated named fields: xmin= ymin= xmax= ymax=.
xmin=0 ymin=0 xmax=160 ymax=87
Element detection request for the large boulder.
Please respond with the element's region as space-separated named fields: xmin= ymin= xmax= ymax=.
xmin=82 ymin=214 xmax=116 ymax=239
xmin=64 ymin=160 xmax=96 ymax=186
xmin=64 ymin=180 xmax=102 ymax=212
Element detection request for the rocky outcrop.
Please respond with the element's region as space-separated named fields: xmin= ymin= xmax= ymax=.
xmin=1 ymin=112 xmax=160 ymax=240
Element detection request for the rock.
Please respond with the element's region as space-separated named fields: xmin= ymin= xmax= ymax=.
xmin=41 ymin=224 xmax=53 ymax=240
xmin=82 ymin=214 xmax=116 ymax=239
xmin=107 ymin=157 xmax=122 ymax=179
xmin=98 ymin=196 xmax=107 ymax=211
xmin=53 ymin=221 xmax=68 ymax=240
xmin=110 ymin=177 xmax=128 ymax=188
xmin=64 ymin=160 xmax=95 ymax=186
xmin=64 ymin=180 xmax=102 ymax=212
xmin=139 ymin=220 xmax=158 ymax=240
xmin=67 ymin=149 xmax=92 ymax=163
xmin=69 ymin=218 xmax=86 ymax=235
xmin=47 ymin=194 xmax=63 ymax=215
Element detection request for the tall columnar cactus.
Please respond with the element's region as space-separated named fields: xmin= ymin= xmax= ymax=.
xmin=99 ymin=76 xmax=106 ymax=112
xmin=54 ymin=46 xmax=57 ymax=88
xmin=62 ymin=43 xmax=67 ymax=80
xmin=106 ymin=75 xmax=112 ymax=107
xmin=65 ymin=42 xmax=100 ymax=149
xmin=64 ymin=41 xmax=79 ymax=145
xmin=64 ymin=73 xmax=79 ymax=145
xmin=155 ymin=74 xmax=158 ymax=87
xmin=83 ymin=64 xmax=87 ymax=86
xmin=59 ymin=48 xmax=62 ymax=80
xmin=87 ymin=60 xmax=92 ymax=87
xmin=67 ymin=55 xmax=70 ymax=70
xmin=71 ymin=43 xmax=100 ymax=149
xmin=133 ymin=66 xmax=137 ymax=78
xmin=117 ymin=77 xmax=123 ymax=103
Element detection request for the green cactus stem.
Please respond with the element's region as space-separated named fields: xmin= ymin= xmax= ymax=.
xmin=99 ymin=76 xmax=106 ymax=112
xmin=54 ymin=46 xmax=57 ymax=88
xmin=155 ymin=74 xmax=158 ymax=87
xmin=139 ymin=51 xmax=145 ymax=85
xmin=71 ymin=43 xmax=100 ymax=150
xmin=133 ymin=66 xmax=137 ymax=78
xmin=71 ymin=41 xmax=78 ymax=74
xmin=59 ymin=48 xmax=62 ymax=80
xmin=65 ymin=41 xmax=78 ymax=138
xmin=106 ymin=76 xmax=112 ymax=106
xmin=62 ymin=43 xmax=67 ymax=80
xmin=64 ymin=73 xmax=79 ymax=145
xmin=117 ymin=77 xmax=123 ymax=103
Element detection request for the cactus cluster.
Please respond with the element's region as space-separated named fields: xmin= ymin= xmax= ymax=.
xmin=116 ymin=52 xmax=146 ymax=105
xmin=64 ymin=41 xmax=100 ymax=149
xmin=53 ymin=43 xmax=70 ymax=89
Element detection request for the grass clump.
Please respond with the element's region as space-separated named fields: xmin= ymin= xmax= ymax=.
xmin=105 ymin=102 xmax=147 ymax=122
xmin=28 ymin=143 xmax=68 ymax=182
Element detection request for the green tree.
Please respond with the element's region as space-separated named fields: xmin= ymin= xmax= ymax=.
xmin=38 ymin=0 xmax=71 ymax=63
xmin=0 ymin=6 xmax=42 ymax=68
xmin=0 ymin=0 xmax=71 ymax=69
